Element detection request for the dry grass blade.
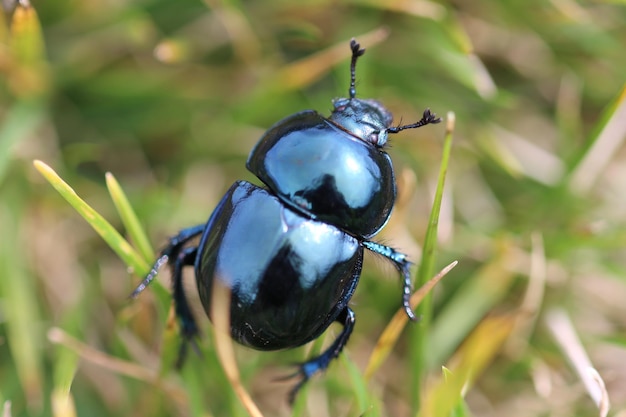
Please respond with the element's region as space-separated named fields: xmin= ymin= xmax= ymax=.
xmin=51 ymin=388 xmax=77 ymax=417
xmin=346 ymin=0 xmax=446 ymax=19
xmin=569 ymin=84 xmax=626 ymax=194
xmin=211 ymin=279 xmax=264 ymax=417
xmin=272 ymin=27 xmax=389 ymax=91
xmin=427 ymin=240 xmax=521 ymax=367
xmin=364 ymin=261 xmax=458 ymax=380
xmin=545 ymin=309 xmax=611 ymax=416
xmin=419 ymin=314 xmax=516 ymax=417
xmin=47 ymin=328 xmax=188 ymax=408
xmin=7 ymin=0 xmax=49 ymax=98
xmin=47 ymin=328 xmax=157 ymax=382
xmin=201 ymin=0 xmax=260 ymax=64
xmin=588 ymin=368 xmax=610 ymax=417
xmin=506 ymin=232 xmax=547 ymax=355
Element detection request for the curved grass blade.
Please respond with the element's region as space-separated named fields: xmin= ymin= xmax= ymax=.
xmin=51 ymin=332 xmax=78 ymax=417
xmin=0 ymin=203 xmax=43 ymax=412
xmin=211 ymin=280 xmax=264 ymax=417
xmin=568 ymin=83 xmax=626 ymax=194
xmin=427 ymin=240 xmax=519 ymax=367
xmin=105 ymin=172 xmax=155 ymax=263
xmin=341 ymin=354 xmax=374 ymax=415
xmin=47 ymin=327 xmax=188 ymax=408
xmin=33 ymin=160 xmax=150 ymax=277
xmin=418 ymin=314 xmax=515 ymax=417
xmin=410 ymin=112 xmax=455 ymax=411
xmin=269 ymin=27 xmax=389 ymax=92
xmin=364 ymin=261 xmax=457 ymax=380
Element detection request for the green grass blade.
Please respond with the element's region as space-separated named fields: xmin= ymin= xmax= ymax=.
xmin=33 ymin=160 xmax=150 ymax=277
xmin=50 ymin=328 xmax=78 ymax=417
xmin=341 ymin=354 xmax=379 ymax=416
xmin=105 ymin=172 xmax=155 ymax=263
xmin=0 ymin=202 xmax=43 ymax=413
xmin=0 ymin=101 xmax=45 ymax=184
xmin=419 ymin=315 xmax=515 ymax=417
xmin=35 ymin=161 xmax=176 ymax=402
xmin=427 ymin=242 xmax=518 ymax=366
xmin=568 ymin=83 xmax=626 ymax=193
xmin=410 ymin=112 xmax=455 ymax=412
xmin=364 ymin=261 xmax=457 ymax=380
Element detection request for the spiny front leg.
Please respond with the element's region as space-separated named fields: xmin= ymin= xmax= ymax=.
xmin=362 ymin=240 xmax=418 ymax=321
xmin=130 ymin=224 xmax=205 ymax=366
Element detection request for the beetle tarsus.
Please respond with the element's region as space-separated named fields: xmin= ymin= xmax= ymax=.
xmin=362 ymin=241 xmax=419 ymax=321
xmin=176 ymin=335 xmax=203 ymax=369
xmin=400 ymin=262 xmax=419 ymax=321
xmin=130 ymin=223 xmax=205 ymax=299
xmin=130 ymin=254 xmax=169 ymax=299
xmin=131 ymin=224 xmax=205 ymax=367
xmin=285 ymin=307 xmax=355 ymax=403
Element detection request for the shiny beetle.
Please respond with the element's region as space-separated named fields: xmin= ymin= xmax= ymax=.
xmin=132 ymin=39 xmax=440 ymax=400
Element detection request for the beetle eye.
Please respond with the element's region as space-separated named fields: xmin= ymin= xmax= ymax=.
xmin=333 ymin=98 xmax=350 ymax=112
xmin=370 ymin=130 xmax=388 ymax=147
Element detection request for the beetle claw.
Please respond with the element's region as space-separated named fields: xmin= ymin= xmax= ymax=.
xmin=288 ymin=376 xmax=308 ymax=405
xmin=273 ymin=366 xmax=311 ymax=404
xmin=274 ymin=368 xmax=300 ymax=382
xmin=175 ymin=332 xmax=203 ymax=369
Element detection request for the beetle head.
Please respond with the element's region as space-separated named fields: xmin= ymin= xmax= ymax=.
xmin=330 ymin=97 xmax=393 ymax=147
xmin=329 ymin=39 xmax=441 ymax=148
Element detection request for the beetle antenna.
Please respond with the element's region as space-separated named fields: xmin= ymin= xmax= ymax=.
xmin=387 ymin=108 xmax=442 ymax=134
xmin=349 ymin=39 xmax=365 ymax=99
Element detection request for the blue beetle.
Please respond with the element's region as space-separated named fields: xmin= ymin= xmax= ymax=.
xmin=132 ymin=39 xmax=440 ymax=400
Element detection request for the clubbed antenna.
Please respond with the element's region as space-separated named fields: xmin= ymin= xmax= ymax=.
xmin=387 ymin=109 xmax=442 ymax=134
xmin=349 ymin=39 xmax=365 ymax=99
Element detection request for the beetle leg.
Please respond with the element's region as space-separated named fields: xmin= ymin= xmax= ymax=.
xmin=172 ymin=245 xmax=201 ymax=367
xmin=130 ymin=224 xmax=205 ymax=298
xmin=362 ymin=240 xmax=419 ymax=321
xmin=129 ymin=225 xmax=205 ymax=366
xmin=288 ymin=307 xmax=356 ymax=403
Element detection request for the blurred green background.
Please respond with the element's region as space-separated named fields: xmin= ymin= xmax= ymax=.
xmin=2 ymin=0 xmax=626 ymax=416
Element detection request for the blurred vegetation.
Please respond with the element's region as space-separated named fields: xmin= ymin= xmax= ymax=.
xmin=2 ymin=0 xmax=626 ymax=416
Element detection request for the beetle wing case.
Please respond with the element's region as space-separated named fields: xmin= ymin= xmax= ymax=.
xmin=247 ymin=110 xmax=396 ymax=238
xmin=195 ymin=181 xmax=363 ymax=350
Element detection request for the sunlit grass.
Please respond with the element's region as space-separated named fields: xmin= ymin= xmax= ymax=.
xmin=3 ymin=0 xmax=626 ymax=416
